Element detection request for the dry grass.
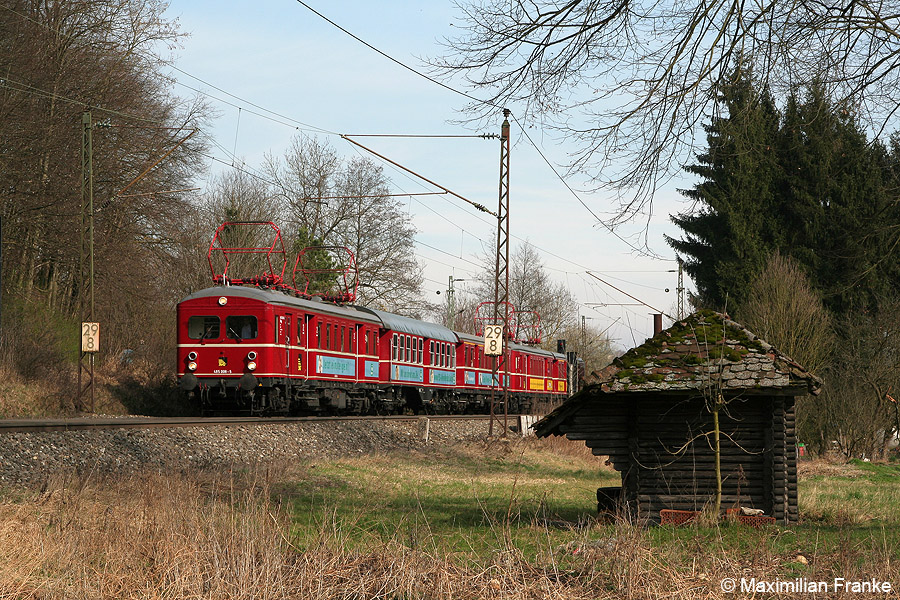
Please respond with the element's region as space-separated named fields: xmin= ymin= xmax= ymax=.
xmin=0 ymin=469 xmax=598 ymax=599
xmin=0 ymin=447 xmax=897 ymax=599
xmin=798 ymin=457 xmax=865 ymax=479
xmin=0 ymin=353 xmax=192 ymax=419
xmin=0 ymin=364 xmax=64 ymax=418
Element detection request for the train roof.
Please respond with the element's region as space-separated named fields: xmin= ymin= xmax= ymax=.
xmin=355 ymin=306 xmax=458 ymax=343
xmin=179 ymin=286 xmax=382 ymax=324
xmin=456 ymin=331 xmax=566 ymax=360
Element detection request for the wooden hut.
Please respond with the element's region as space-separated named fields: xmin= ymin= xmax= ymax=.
xmin=533 ymin=310 xmax=821 ymax=524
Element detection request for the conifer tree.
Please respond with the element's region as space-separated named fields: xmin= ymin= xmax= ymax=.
xmin=776 ymin=84 xmax=898 ymax=315
xmin=666 ymin=70 xmax=781 ymax=310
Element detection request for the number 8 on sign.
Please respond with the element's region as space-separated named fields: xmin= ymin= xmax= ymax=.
xmin=82 ymin=322 xmax=100 ymax=353
xmin=484 ymin=325 xmax=503 ymax=356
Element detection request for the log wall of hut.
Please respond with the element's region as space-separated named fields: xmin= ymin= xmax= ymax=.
xmin=556 ymin=392 xmax=797 ymax=524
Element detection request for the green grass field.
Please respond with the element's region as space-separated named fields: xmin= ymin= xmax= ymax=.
xmin=278 ymin=439 xmax=620 ymax=560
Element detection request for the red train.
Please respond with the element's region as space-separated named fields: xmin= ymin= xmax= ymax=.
xmin=176 ymin=222 xmax=575 ymax=415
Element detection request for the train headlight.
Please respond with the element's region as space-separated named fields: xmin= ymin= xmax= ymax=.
xmin=218 ymin=296 xmax=228 ymax=306
xmin=247 ymin=361 xmax=257 ymax=371
xmin=187 ymin=361 xmax=198 ymax=371
xmin=247 ymin=351 xmax=257 ymax=360
xmin=187 ymin=351 xmax=198 ymax=361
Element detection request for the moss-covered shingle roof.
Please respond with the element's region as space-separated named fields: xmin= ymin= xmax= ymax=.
xmin=590 ymin=309 xmax=821 ymax=395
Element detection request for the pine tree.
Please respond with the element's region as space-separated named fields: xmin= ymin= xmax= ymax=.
xmin=776 ymin=83 xmax=898 ymax=315
xmin=666 ymin=69 xmax=781 ymax=310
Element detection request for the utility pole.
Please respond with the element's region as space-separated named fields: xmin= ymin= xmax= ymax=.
xmin=581 ymin=315 xmax=594 ymax=351
xmin=447 ymin=275 xmax=467 ymax=330
xmin=490 ymin=109 xmax=512 ymax=437
xmin=1 ymin=212 xmax=3 ymax=336
xmin=677 ymin=257 xmax=685 ymax=320
xmin=78 ymin=112 xmax=95 ymax=413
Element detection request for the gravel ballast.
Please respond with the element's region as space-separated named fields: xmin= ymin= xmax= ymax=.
xmin=0 ymin=418 xmax=498 ymax=486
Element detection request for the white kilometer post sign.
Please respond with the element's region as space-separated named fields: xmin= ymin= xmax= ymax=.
xmin=484 ymin=325 xmax=504 ymax=356
xmin=81 ymin=322 xmax=100 ymax=353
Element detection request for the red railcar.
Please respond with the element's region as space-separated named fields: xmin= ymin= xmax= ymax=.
xmin=177 ymin=286 xmax=572 ymax=415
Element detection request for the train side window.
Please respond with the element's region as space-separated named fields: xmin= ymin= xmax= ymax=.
xmin=392 ymin=333 xmax=398 ymax=360
xmin=452 ymin=345 xmax=456 ymax=368
xmin=188 ymin=316 xmax=220 ymax=340
xmin=326 ymin=323 xmax=332 ymax=350
xmin=317 ymin=322 xmax=322 ymax=349
xmin=364 ymin=331 xmax=369 ymax=355
xmin=429 ymin=341 xmax=434 ymax=365
xmin=417 ymin=338 xmax=423 ymax=364
xmin=340 ymin=325 xmax=346 ymax=352
xmin=226 ymin=316 xmax=257 ymax=340
xmin=400 ymin=334 xmax=406 ymax=361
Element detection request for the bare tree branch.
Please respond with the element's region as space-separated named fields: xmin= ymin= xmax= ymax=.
xmin=435 ymin=0 xmax=900 ymax=224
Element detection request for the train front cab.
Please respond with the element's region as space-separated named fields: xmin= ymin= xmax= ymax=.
xmin=177 ymin=289 xmax=274 ymax=413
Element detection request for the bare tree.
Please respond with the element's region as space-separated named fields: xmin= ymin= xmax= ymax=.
xmin=822 ymin=298 xmax=900 ymax=460
xmin=738 ymin=253 xmax=833 ymax=376
xmin=436 ymin=0 xmax=900 ymax=225
xmin=193 ymin=170 xmax=287 ymax=284
xmin=557 ymin=319 xmax=617 ymax=374
xmin=470 ymin=240 xmax=579 ymax=348
xmin=265 ymin=135 xmax=426 ymax=315
xmin=737 ymin=252 xmax=834 ymax=455
xmin=0 ymin=0 xmax=209 ymax=384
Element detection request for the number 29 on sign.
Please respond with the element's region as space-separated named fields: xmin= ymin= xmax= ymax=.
xmin=82 ymin=322 xmax=100 ymax=353
xmin=484 ymin=325 xmax=504 ymax=356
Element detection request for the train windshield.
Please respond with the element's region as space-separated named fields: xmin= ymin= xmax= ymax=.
xmin=226 ymin=315 xmax=258 ymax=340
xmin=188 ymin=315 xmax=220 ymax=340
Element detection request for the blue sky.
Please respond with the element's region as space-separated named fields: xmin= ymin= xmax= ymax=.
xmin=162 ymin=0 xmax=694 ymax=348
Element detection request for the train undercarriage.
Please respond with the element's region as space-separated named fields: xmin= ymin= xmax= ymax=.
xmin=186 ymin=377 xmax=537 ymax=417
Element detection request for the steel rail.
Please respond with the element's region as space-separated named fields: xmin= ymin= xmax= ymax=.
xmin=0 ymin=414 xmax=506 ymax=434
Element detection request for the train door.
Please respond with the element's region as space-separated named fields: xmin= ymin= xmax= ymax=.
xmin=294 ymin=314 xmax=306 ymax=378
xmin=301 ymin=313 xmax=314 ymax=378
xmin=283 ymin=313 xmax=293 ymax=380
xmin=276 ymin=314 xmax=290 ymax=382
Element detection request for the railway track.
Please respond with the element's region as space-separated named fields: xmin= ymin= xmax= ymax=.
xmin=0 ymin=414 xmax=511 ymax=434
